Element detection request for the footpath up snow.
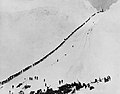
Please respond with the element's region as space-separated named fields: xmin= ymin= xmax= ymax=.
xmin=0 ymin=0 xmax=120 ymax=94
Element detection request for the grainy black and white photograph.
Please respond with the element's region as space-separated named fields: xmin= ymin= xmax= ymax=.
xmin=0 ymin=0 xmax=120 ymax=94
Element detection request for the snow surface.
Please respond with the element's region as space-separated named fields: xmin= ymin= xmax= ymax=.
xmin=0 ymin=0 xmax=120 ymax=94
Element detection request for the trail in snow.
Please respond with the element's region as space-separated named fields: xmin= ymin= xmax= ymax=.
xmin=0 ymin=10 xmax=104 ymax=87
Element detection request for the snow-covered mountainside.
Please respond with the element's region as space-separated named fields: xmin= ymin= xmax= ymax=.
xmin=0 ymin=0 xmax=120 ymax=94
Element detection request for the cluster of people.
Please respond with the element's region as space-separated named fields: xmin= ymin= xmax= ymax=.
xmin=8 ymin=75 xmax=111 ymax=94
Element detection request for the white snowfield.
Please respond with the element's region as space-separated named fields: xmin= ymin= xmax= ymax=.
xmin=0 ymin=0 xmax=120 ymax=94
